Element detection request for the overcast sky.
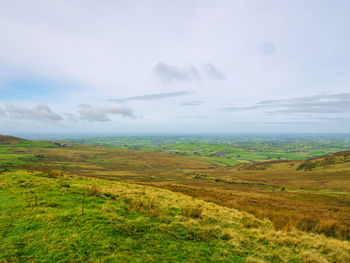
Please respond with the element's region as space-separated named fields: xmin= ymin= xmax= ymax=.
xmin=1 ymin=0 xmax=350 ymax=134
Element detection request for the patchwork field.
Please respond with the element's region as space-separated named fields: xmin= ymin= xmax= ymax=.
xmin=1 ymin=134 xmax=350 ymax=262
xmin=69 ymin=135 xmax=350 ymax=166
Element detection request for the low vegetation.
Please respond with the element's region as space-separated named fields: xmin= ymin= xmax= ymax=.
xmin=1 ymin=134 xmax=350 ymax=261
xmin=1 ymin=170 xmax=350 ymax=262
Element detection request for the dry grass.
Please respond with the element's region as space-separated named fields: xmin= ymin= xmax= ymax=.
xmin=181 ymin=202 xmax=203 ymax=219
xmin=67 ymin=175 xmax=350 ymax=263
xmin=158 ymin=182 xmax=350 ymax=240
xmin=88 ymin=183 xmax=101 ymax=196
xmin=128 ymin=195 xmax=162 ymax=217
xmin=47 ymin=170 xmax=64 ymax=178
xmin=245 ymin=256 xmax=266 ymax=263
xmin=221 ymin=228 xmax=235 ymax=240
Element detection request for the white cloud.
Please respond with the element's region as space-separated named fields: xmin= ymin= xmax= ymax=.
xmin=78 ymin=104 xmax=110 ymax=122
xmin=78 ymin=103 xmax=135 ymax=122
xmin=108 ymin=91 xmax=191 ymax=102
xmin=105 ymin=104 xmax=135 ymax=118
xmin=154 ymin=63 xmax=199 ymax=83
xmin=6 ymin=104 xmax=63 ymax=121
xmin=222 ymin=93 xmax=350 ymax=114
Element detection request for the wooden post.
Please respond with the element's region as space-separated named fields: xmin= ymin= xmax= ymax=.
xmin=81 ymin=194 xmax=85 ymax=216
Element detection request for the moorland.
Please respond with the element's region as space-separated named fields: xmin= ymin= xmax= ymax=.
xmin=1 ymin=134 xmax=350 ymax=262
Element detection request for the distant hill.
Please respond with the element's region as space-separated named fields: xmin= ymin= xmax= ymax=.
xmin=0 ymin=134 xmax=24 ymax=145
xmin=297 ymin=151 xmax=350 ymax=171
xmin=310 ymin=150 xmax=350 ymax=160
xmin=235 ymin=151 xmax=350 ymax=171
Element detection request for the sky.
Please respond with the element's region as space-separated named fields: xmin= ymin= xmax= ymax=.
xmin=1 ymin=0 xmax=350 ymax=134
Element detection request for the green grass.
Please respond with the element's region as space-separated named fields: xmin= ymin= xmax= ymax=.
xmin=0 ymin=137 xmax=55 ymax=167
xmin=0 ymin=170 xmax=245 ymax=262
xmin=1 ymin=170 xmax=349 ymax=262
xmin=0 ymin=153 xmax=38 ymax=166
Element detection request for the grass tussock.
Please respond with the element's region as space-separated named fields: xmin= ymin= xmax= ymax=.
xmin=128 ymin=195 xmax=162 ymax=217
xmin=183 ymin=221 xmax=220 ymax=241
xmin=181 ymin=202 xmax=203 ymax=218
xmin=87 ymin=183 xmax=101 ymax=196
xmin=47 ymin=170 xmax=64 ymax=178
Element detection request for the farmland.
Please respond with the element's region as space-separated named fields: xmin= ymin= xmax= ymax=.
xmin=69 ymin=134 xmax=350 ymax=166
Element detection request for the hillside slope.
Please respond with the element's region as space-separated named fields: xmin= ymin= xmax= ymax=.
xmin=1 ymin=137 xmax=350 ymax=240
xmin=296 ymin=151 xmax=350 ymax=171
xmin=0 ymin=135 xmax=23 ymax=145
xmin=0 ymin=170 xmax=349 ymax=262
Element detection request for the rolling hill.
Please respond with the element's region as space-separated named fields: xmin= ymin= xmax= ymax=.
xmin=1 ymin=135 xmax=350 ymax=262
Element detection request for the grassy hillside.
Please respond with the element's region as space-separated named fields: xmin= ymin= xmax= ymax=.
xmin=1 ymin=169 xmax=349 ymax=262
xmin=0 ymin=135 xmax=23 ymax=145
xmin=0 ymin=136 xmax=350 ymax=240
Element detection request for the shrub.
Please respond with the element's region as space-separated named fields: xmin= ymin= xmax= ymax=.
xmin=297 ymin=161 xmax=317 ymax=171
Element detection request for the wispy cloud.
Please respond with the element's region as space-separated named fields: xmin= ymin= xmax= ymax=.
xmin=222 ymin=93 xmax=350 ymax=114
xmin=108 ymin=91 xmax=191 ymax=102
xmin=179 ymin=115 xmax=208 ymax=119
xmin=313 ymin=117 xmax=350 ymax=122
xmin=203 ymin=64 xmax=226 ymax=80
xmin=154 ymin=62 xmax=199 ymax=83
xmin=154 ymin=62 xmax=227 ymax=83
xmin=179 ymin=101 xmax=203 ymax=106
xmin=231 ymin=121 xmax=326 ymax=126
